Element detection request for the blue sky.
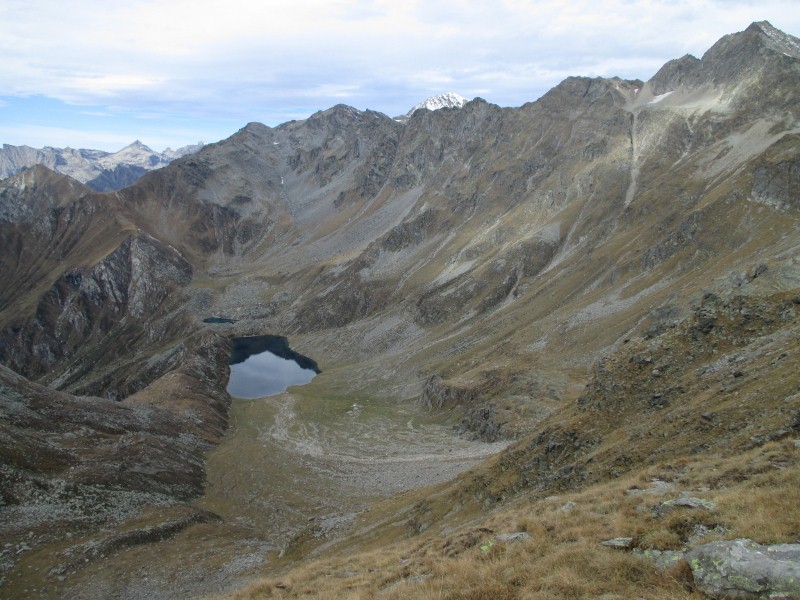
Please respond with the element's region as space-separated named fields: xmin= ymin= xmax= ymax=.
xmin=1 ymin=0 xmax=798 ymax=152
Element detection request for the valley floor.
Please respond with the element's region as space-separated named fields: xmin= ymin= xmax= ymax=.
xmin=7 ymin=382 xmax=507 ymax=599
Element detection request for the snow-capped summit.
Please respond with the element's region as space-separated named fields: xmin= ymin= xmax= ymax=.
xmin=407 ymin=92 xmax=469 ymax=117
xmin=393 ymin=93 xmax=470 ymax=122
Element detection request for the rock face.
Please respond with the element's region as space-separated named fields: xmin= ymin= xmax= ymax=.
xmin=687 ymin=539 xmax=800 ymax=599
xmin=0 ymin=232 xmax=196 ymax=398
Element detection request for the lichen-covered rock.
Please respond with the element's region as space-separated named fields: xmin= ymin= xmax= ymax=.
xmin=686 ymin=538 xmax=800 ymax=599
xmin=655 ymin=496 xmax=718 ymax=516
xmin=633 ymin=548 xmax=686 ymax=570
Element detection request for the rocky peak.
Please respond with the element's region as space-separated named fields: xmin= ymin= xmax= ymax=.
xmin=746 ymin=20 xmax=800 ymax=58
xmin=536 ymin=76 xmax=626 ymax=112
xmin=308 ymin=104 xmax=367 ymax=128
xmin=698 ymin=20 xmax=800 ymax=83
xmin=648 ymin=54 xmax=702 ymax=95
xmin=645 ymin=21 xmax=799 ymax=99
xmin=162 ymin=141 xmax=205 ymax=160
xmin=100 ymin=140 xmax=162 ymax=167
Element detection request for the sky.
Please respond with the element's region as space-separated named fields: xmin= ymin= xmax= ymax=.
xmin=1 ymin=0 xmax=798 ymax=152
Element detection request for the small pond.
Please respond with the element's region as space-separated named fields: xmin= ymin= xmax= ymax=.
xmin=227 ymin=335 xmax=320 ymax=399
xmin=204 ymin=316 xmax=238 ymax=324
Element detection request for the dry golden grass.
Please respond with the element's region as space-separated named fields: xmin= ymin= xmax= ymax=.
xmin=216 ymin=438 xmax=799 ymax=600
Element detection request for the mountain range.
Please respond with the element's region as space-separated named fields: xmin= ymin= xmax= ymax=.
xmin=0 ymin=140 xmax=203 ymax=191
xmin=0 ymin=93 xmax=473 ymax=191
xmin=0 ymin=20 xmax=798 ymax=599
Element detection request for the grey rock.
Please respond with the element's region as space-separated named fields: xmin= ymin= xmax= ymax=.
xmin=689 ymin=524 xmax=728 ymax=545
xmin=633 ymin=548 xmax=686 ymax=570
xmin=627 ymin=479 xmax=676 ymax=495
xmin=496 ymin=532 xmax=531 ymax=543
xmin=601 ymin=537 xmax=635 ymax=549
xmin=687 ymin=539 xmax=800 ymax=599
xmin=656 ymin=497 xmax=717 ymax=515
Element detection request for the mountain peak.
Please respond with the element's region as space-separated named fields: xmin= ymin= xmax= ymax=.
xmin=407 ymin=92 xmax=468 ymax=116
xmin=123 ymin=140 xmax=153 ymax=152
xmin=746 ymin=20 xmax=800 ymax=58
xmin=645 ymin=21 xmax=799 ymax=95
xmin=703 ymin=20 xmax=800 ymax=66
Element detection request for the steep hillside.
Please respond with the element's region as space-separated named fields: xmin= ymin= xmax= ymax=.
xmin=0 ymin=20 xmax=798 ymax=599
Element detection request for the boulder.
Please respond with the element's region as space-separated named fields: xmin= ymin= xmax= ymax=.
xmin=686 ymin=539 xmax=800 ymax=599
xmin=655 ymin=497 xmax=717 ymax=516
xmin=496 ymin=532 xmax=531 ymax=543
xmin=601 ymin=537 xmax=635 ymax=549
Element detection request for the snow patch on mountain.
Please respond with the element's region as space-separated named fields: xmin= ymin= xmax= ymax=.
xmin=648 ymin=91 xmax=675 ymax=105
xmin=407 ymin=92 xmax=469 ymax=116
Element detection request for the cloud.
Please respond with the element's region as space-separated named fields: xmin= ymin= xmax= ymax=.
xmin=0 ymin=124 xmax=142 ymax=150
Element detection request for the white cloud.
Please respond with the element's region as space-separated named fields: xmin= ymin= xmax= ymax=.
xmin=0 ymin=124 xmax=142 ymax=150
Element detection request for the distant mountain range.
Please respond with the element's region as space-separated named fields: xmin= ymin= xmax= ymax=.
xmin=0 ymin=140 xmax=204 ymax=191
xmin=0 ymin=93 xmax=471 ymax=191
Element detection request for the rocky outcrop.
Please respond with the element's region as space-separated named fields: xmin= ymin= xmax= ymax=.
xmin=420 ymin=375 xmax=482 ymax=410
xmin=687 ymin=539 xmax=800 ymax=599
xmin=750 ymin=135 xmax=800 ymax=211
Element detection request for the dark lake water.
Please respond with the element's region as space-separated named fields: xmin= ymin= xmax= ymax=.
xmin=226 ymin=335 xmax=319 ymax=399
xmin=227 ymin=351 xmax=317 ymax=398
